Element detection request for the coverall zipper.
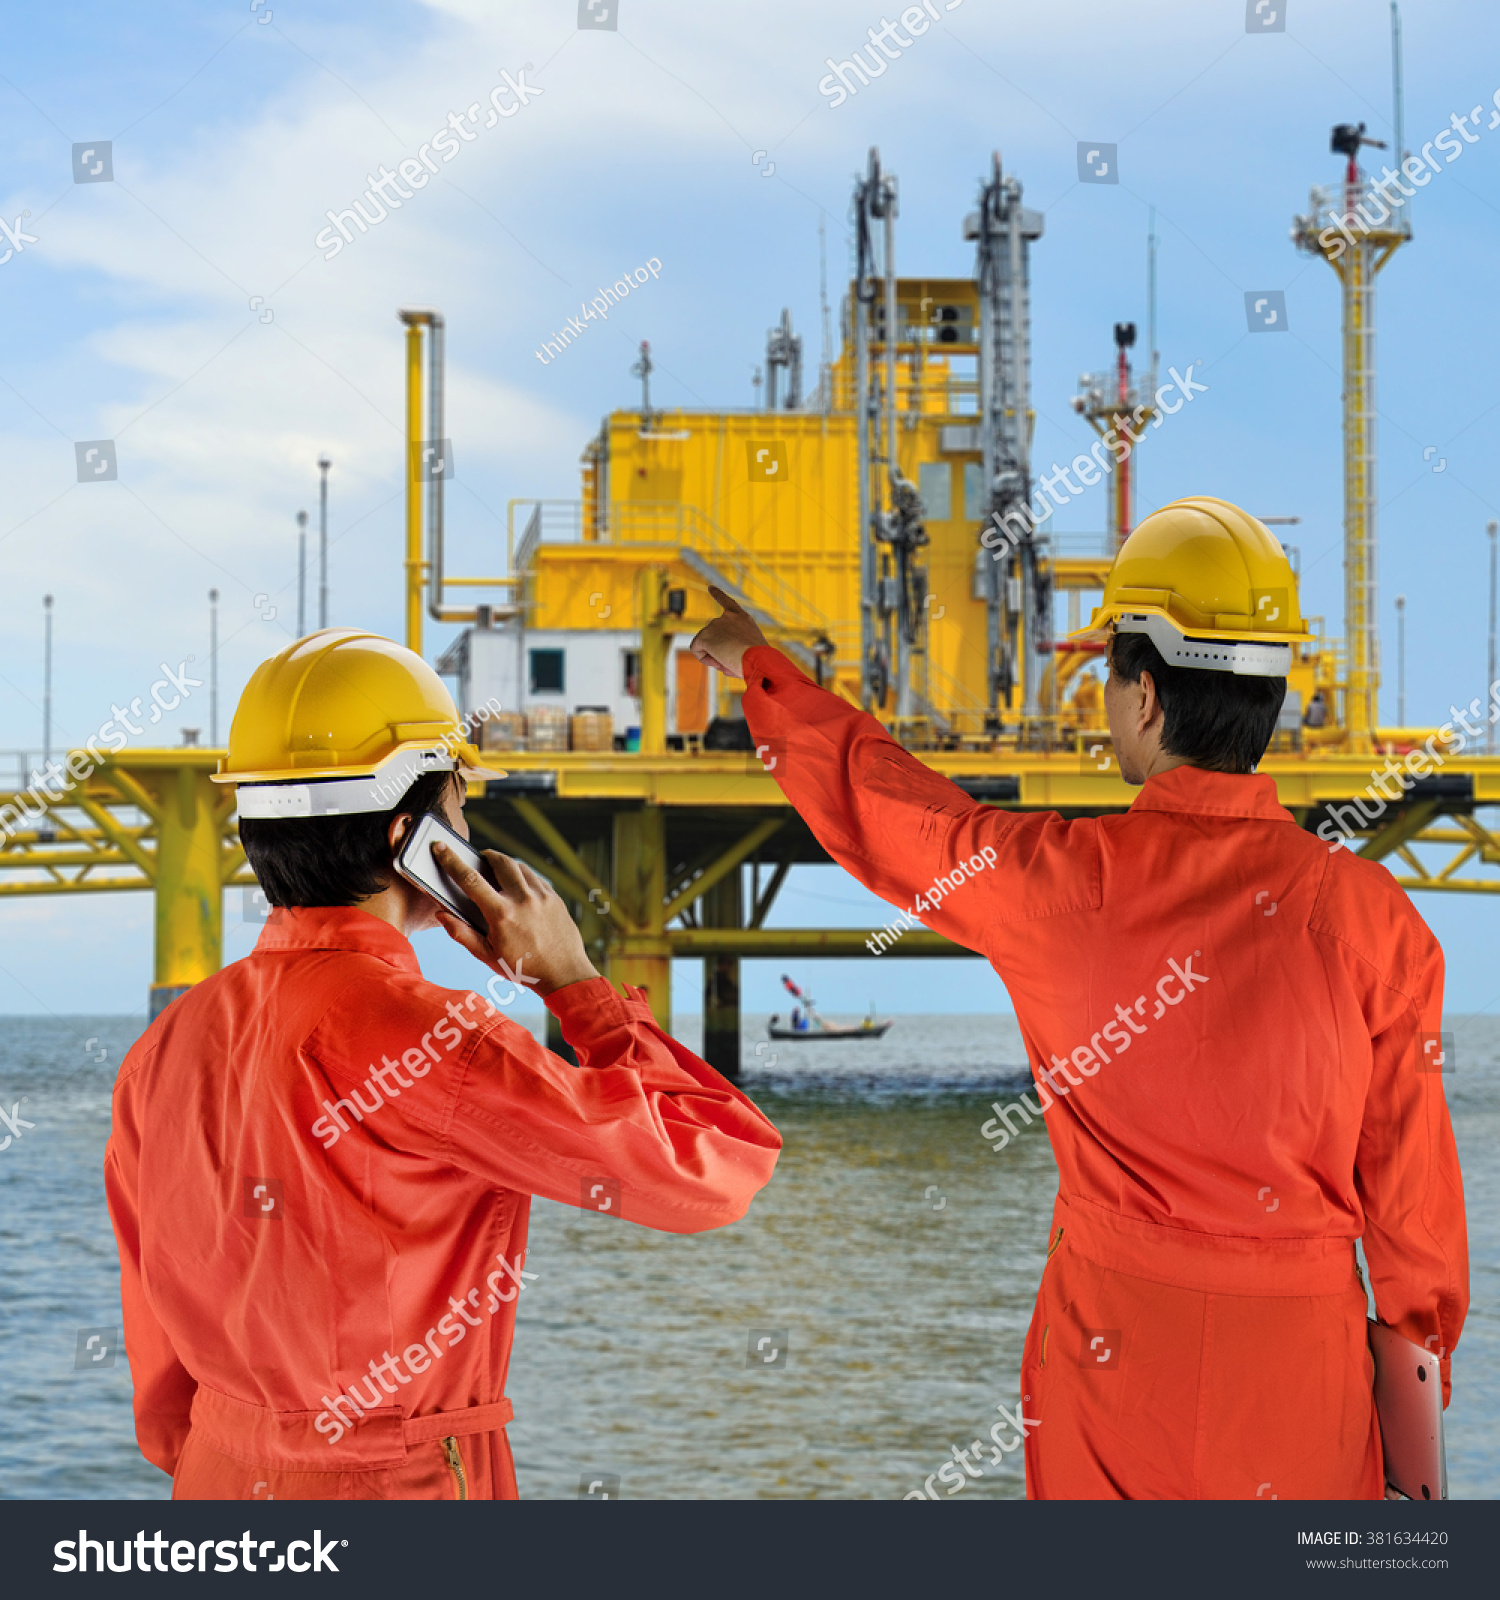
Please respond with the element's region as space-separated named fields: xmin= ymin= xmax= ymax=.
xmin=442 ymin=1436 xmax=468 ymax=1500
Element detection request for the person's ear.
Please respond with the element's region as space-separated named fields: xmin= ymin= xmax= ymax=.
xmin=1136 ymin=669 xmax=1158 ymax=734
xmin=388 ymin=812 xmax=414 ymax=855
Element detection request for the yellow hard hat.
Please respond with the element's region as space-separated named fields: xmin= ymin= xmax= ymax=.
xmin=213 ymin=629 xmax=498 ymax=818
xmin=1068 ymin=496 xmax=1312 ymax=675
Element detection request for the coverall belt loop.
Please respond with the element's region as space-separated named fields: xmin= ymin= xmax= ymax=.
xmin=187 ymin=1383 xmax=513 ymax=1470
xmin=1053 ymin=1195 xmax=1358 ymax=1297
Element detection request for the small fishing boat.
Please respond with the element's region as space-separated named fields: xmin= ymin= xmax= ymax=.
xmin=767 ymin=974 xmax=893 ymax=1041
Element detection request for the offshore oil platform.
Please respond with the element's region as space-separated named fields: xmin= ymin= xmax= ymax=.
xmin=3 ymin=131 xmax=1498 ymax=1077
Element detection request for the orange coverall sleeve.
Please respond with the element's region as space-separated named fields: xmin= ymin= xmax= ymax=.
xmin=313 ymin=975 xmax=781 ymax=1234
xmin=1347 ymin=920 xmax=1469 ymax=1406
xmin=739 ymin=645 xmax=1096 ymax=957
xmin=102 ymin=1077 xmax=199 ymax=1477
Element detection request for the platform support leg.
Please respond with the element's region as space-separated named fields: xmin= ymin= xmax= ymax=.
xmin=608 ymin=805 xmax=671 ymax=1030
xmin=701 ymin=871 xmax=742 ymax=1080
xmin=149 ymin=765 xmax=224 ymax=1019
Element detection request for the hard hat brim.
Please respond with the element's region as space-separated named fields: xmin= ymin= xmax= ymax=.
xmin=227 ymin=742 xmax=505 ymax=819
xmin=1069 ymin=608 xmax=1305 ymax=676
xmin=212 ymin=739 xmax=501 ymax=787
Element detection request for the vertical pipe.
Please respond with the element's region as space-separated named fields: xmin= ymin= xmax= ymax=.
xmin=855 ymin=244 xmax=873 ymax=708
xmin=885 ymin=200 xmax=910 ymax=720
xmin=1394 ymin=593 xmax=1405 ymax=726
xmin=317 ymin=456 xmax=331 ymax=630
xmin=638 ymin=566 xmax=668 ymax=756
xmin=405 ymin=320 xmax=424 ymax=654
xmin=1147 ymin=206 xmax=1159 ymax=392
xmin=977 ymin=161 xmax=1002 ymax=714
xmin=42 ymin=593 xmax=53 ymax=772
xmin=296 ymin=511 xmax=307 ymax=637
xmin=428 ymin=319 xmax=445 ymax=619
xmin=1488 ymin=521 xmax=1497 ymax=754
xmin=1009 ymin=182 xmax=1040 ymax=721
xmin=209 ymin=588 xmax=219 ymax=745
xmin=818 ymin=218 xmax=832 ymax=414
xmin=1115 ymin=340 xmax=1131 ymax=552
xmin=883 ymin=206 xmax=898 ymax=493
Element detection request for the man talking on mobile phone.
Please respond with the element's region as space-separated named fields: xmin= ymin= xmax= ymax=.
xmin=104 ymin=629 xmax=781 ymax=1500
xmin=691 ymin=497 xmax=1468 ymax=1501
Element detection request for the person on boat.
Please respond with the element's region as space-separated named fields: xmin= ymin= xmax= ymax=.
xmin=691 ymin=496 xmax=1468 ymax=1501
xmin=104 ymin=630 xmax=781 ymax=1500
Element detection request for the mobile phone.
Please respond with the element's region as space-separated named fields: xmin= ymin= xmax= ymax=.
xmin=393 ymin=812 xmax=493 ymax=935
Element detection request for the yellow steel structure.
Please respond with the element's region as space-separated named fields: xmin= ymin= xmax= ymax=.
xmin=0 ymin=751 xmax=254 ymax=1016
xmin=1 ymin=152 xmax=1496 ymax=1047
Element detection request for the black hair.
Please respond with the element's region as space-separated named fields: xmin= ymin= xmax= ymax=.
xmin=239 ymin=769 xmax=456 ymax=908
xmin=1108 ymin=630 xmax=1286 ymax=773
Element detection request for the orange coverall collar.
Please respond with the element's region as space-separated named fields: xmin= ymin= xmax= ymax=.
xmin=1127 ymin=764 xmax=1294 ymax=824
xmin=250 ymin=903 xmax=422 ymax=975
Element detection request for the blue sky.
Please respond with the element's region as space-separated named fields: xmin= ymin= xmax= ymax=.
xmin=1 ymin=0 xmax=1498 ymax=1020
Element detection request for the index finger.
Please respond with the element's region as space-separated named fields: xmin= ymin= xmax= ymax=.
xmin=431 ymin=840 xmax=511 ymax=907
xmin=707 ymin=584 xmax=748 ymax=617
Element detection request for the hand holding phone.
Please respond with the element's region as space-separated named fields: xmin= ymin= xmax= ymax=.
xmin=410 ymin=827 xmax=601 ymax=998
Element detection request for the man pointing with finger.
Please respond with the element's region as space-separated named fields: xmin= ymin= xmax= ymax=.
xmin=692 ymin=498 xmax=1467 ymax=1501
xmin=105 ymin=629 xmax=781 ymax=1500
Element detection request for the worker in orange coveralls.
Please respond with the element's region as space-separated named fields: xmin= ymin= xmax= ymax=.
xmin=105 ymin=630 xmax=780 ymax=1500
xmin=692 ymin=497 xmax=1468 ymax=1501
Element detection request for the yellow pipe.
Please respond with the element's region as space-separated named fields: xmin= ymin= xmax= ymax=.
xmin=405 ymin=320 xmax=424 ymax=654
xmin=638 ymin=566 xmax=669 ymax=757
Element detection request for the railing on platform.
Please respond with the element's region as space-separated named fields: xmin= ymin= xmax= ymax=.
xmin=608 ymin=501 xmax=835 ymax=642
xmin=508 ymin=499 xmax=583 ymax=578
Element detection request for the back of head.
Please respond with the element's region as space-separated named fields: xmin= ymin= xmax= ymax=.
xmin=1108 ymin=630 xmax=1286 ymax=773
